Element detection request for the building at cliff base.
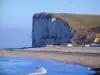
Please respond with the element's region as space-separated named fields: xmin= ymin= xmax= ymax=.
xmin=32 ymin=13 xmax=75 ymax=47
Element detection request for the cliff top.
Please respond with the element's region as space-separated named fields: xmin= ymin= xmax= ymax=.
xmin=33 ymin=13 xmax=52 ymax=19
xmin=51 ymin=13 xmax=100 ymax=30
xmin=33 ymin=13 xmax=100 ymax=31
xmin=51 ymin=13 xmax=100 ymax=38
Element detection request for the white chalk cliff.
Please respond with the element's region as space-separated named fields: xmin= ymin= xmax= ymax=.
xmin=32 ymin=13 xmax=75 ymax=47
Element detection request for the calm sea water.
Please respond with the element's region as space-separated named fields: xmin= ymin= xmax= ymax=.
xmin=0 ymin=56 xmax=95 ymax=75
xmin=0 ymin=28 xmax=96 ymax=75
xmin=0 ymin=28 xmax=32 ymax=48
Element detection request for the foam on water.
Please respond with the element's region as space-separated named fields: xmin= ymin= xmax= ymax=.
xmin=28 ymin=67 xmax=47 ymax=75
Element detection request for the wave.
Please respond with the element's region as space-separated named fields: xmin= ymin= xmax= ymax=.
xmin=28 ymin=67 xmax=47 ymax=75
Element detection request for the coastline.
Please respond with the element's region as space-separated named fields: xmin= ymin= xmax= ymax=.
xmin=0 ymin=47 xmax=100 ymax=70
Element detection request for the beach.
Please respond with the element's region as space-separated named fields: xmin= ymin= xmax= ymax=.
xmin=0 ymin=47 xmax=100 ymax=70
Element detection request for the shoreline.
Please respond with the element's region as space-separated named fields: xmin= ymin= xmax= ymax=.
xmin=0 ymin=47 xmax=100 ymax=70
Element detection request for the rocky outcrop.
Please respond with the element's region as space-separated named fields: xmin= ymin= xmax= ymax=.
xmin=88 ymin=26 xmax=100 ymax=33
xmin=72 ymin=30 xmax=96 ymax=45
xmin=32 ymin=13 xmax=75 ymax=47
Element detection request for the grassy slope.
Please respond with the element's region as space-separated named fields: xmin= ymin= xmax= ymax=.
xmin=52 ymin=13 xmax=100 ymax=31
xmin=51 ymin=13 xmax=100 ymax=41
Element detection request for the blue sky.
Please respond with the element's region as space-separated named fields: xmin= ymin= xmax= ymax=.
xmin=0 ymin=0 xmax=100 ymax=28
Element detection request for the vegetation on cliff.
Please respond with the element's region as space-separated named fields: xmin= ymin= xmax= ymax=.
xmin=51 ymin=13 xmax=100 ymax=44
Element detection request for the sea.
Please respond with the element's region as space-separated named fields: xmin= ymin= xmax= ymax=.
xmin=0 ymin=56 xmax=95 ymax=75
xmin=0 ymin=28 xmax=32 ymax=49
xmin=0 ymin=28 xmax=96 ymax=75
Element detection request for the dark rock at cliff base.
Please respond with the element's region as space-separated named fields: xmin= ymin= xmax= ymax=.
xmin=88 ymin=26 xmax=100 ymax=33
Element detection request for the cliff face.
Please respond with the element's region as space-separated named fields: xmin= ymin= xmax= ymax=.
xmin=32 ymin=13 xmax=75 ymax=47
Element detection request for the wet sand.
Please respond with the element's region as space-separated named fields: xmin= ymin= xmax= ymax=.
xmin=0 ymin=47 xmax=100 ymax=70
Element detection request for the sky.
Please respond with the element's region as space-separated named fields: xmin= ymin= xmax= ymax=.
xmin=0 ymin=0 xmax=100 ymax=28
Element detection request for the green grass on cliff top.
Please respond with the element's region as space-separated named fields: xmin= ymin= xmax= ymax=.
xmin=51 ymin=13 xmax=100 ymax=30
